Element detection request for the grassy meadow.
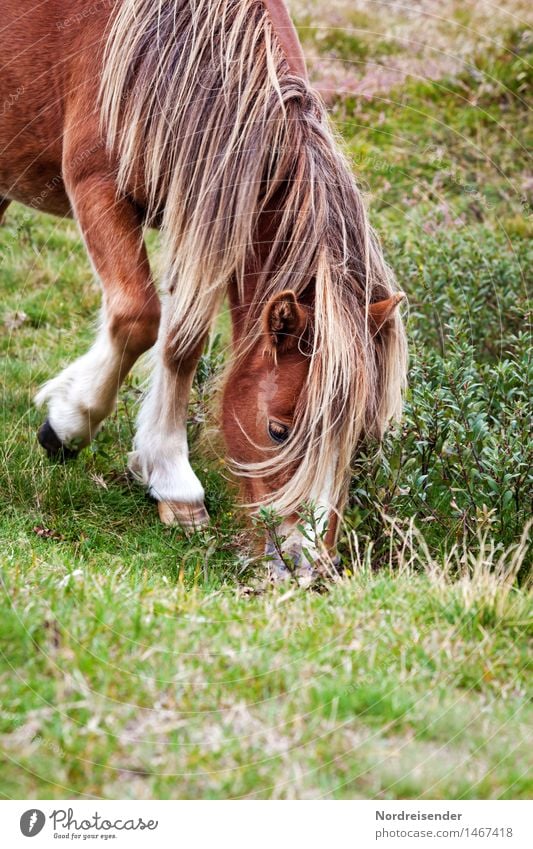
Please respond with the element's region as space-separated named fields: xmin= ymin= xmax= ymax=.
xmin=0 ymin=1 xmax=531 ymax=798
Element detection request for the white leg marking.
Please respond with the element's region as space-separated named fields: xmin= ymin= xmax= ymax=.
xmin=129 ymin=313 xmax=204 ymax=506
xmin=35 ymin=314 xmax=127 ymax=447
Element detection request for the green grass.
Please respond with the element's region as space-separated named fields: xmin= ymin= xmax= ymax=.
xmin=0 ymin=10 xmax=531 ymax=799
xmin=336 ymin=28 xmax=533 ymax=232
xmin=1 ymin=554 xmax=531 ymax=799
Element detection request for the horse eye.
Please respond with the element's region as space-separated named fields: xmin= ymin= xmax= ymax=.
xmin=268 ymin=421 xmax=290 ymax=444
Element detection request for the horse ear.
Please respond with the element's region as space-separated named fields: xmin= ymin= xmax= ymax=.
xmin=263 ymin=290 xmax=307 ymax=353
xmin=369 ymin=293 xmax=405 ymax=333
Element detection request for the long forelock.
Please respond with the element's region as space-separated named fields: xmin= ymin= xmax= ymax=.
xmin=100 ymin=0 xmax=407 ymax=515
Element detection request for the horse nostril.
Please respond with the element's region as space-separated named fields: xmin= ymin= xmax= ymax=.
xmin=264 ymin=532 xmax=325 ymax=587
xmin=264 ymin=537 xmax=292 ymax=581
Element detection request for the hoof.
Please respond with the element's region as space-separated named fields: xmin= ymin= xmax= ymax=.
xmin=37 ymin=420 xmax=79 ymax=463
xmin=157 ymin=500 xmax=210 ymax=528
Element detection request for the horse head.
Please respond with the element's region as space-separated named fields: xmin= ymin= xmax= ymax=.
xmin=223 ymin=286 xmax=405 ymax=581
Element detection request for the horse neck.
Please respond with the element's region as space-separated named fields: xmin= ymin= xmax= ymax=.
xmin=227 ymin=270 xmax=258 ymax=347
xmin=227 ymin=206 xmax=279 ymax=346
xmin=227 ymin=200 xmax=317 ymax=349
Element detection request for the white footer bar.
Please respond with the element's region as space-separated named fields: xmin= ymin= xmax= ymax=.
xmin=2 ymin=800 xmax=531 ymax=848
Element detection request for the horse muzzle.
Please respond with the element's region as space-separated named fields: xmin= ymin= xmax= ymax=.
xmin=265 ymin=520 xmax=340 ymax=587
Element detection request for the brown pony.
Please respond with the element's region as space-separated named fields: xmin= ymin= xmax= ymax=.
xmin=0 ymin=0 xmax=407 ymax=578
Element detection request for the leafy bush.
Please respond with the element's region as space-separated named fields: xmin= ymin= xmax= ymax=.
xmin=346 ymin=229 xmax=531 ymax=570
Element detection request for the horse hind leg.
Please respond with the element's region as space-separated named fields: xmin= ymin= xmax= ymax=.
xmin=35 ymin=173 xmax=160 ymax=460
xmin=0 ymin=198 xmax=10 ymax=224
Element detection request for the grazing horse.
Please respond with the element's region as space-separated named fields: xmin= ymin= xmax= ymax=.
xmin=0 ymin=0 xmax=407 ymax=577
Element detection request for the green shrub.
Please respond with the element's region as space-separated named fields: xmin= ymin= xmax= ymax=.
xmin=346 ymin=229 xmax=532 ymax=568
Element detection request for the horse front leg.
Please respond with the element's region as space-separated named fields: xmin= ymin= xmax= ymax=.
xmin=35 ymin=175 xmax=160 ymax=458
xmin=129 ymin=298 xmax=209 ymax=528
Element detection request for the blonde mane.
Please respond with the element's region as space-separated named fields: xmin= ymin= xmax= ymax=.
xmin=100 ymin=0 xmax=407 ymax=515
